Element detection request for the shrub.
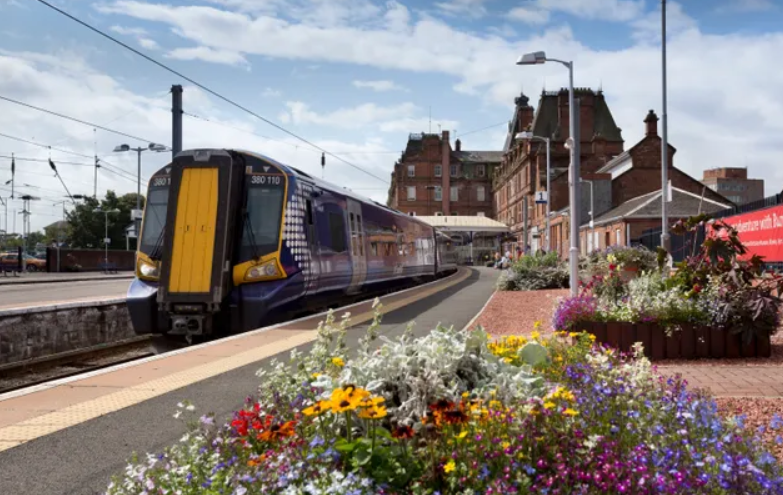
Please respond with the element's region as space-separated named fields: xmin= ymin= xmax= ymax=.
xmin=497 ymin=252 xmax=570 ymax=291
xmin=581 ymin=245 xmax=658 ymax=278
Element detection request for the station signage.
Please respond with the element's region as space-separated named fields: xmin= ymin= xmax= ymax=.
xmin=716 ymin=204 xmax=783 ymax=263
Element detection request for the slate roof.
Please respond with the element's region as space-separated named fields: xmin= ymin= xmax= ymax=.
xmin=417 ymin=215 xmax=510 ymax=232
xmin=451 ymin=150 xmax=504 ymax=163
xmin=588 ymin=187 xmax=731 ymax=227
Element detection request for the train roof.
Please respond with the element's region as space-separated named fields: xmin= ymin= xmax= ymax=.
xmin=163 ymin=148 xmax=432 ymax=229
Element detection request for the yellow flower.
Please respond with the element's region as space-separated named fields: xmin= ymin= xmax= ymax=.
xmin=531 ymin=331 xmax=541 ymax=340
xmin=543 ymin=401 xmax=555 ymax=409
xmin=444 ymin=460 xmax=456 ymax=473
xmin=312 ymin=372 xmax=321 ymax=378
xmin=568 ymin=332 xmax=579 ymax=338
xmin=329 ymin=385 xmax=370 ymax=412
xmin=563 ymin=408 xmax=579 ymax=416
xmin=534 ymin=321 xmax=542 ymax=330
xmin=461 ymin=392 xmax=470 ymax=399
xmin=489 ymin=400 xmax=502 ymax=410
xmin=302 ymin=400 xmax=332 ymax=416
xmin=331 ymin=357 xmax=345 ymax=367
xmin=589 ymin=334 xmax=597 ymax=342
xmin=455 ymin=430 xmax=468 ymax=440
xmin=358 ymin=405 xmax=388 ymax=419
xmin=502 ymin=441 xmax=511 ymax=449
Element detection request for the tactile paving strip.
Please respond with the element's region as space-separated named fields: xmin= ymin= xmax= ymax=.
xmin=0 ymin=268 xmax=471 ymax=451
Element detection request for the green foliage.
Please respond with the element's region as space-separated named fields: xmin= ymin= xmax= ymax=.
xmin=66 ymin=191 xmax=144 ymax=249
xmin=497 ymin=252 xmax=570 ymax=291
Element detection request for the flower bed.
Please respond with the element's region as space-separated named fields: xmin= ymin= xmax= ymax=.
xmin=554 ymin=216 xmax=783 ymax=360
xmin=105 ymin=303 xmax=783 ymax=494
xmin=497 ymin=252 xmax=569 ymax=291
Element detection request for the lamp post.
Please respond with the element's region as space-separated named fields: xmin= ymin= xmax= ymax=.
xmin=517 ymin=50 xmax=580 ymax=296
xmin=113 ymin=142 xmax=168 ymax=245
xmin=580 ymin=179 xmax=594 ymax=250
xmin=660 ymin=0 xmax=671 ymax=263
xmin=94 ymin=208 xmax=120 ymax=271
xmin=515 ymin=131 xmax=551 ymax=252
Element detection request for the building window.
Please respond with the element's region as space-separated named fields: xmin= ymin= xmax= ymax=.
xmin=615 ymin=229 xmax=621 ymax=246
xmin=407 ymin=165 xmax=415 ymax=177
xmin=477 ymin=186 xmax=485 ymax=202
xmin=434 ymin=165 xmax=442 ymax=177
xmin=409 ymin=211 xmax=416 ymax=216
xmin=407 ymin=186 xmax=416 ymax=201
xmin=450 ymin=186 xmax=458 ymax=201
xmin=587 ymin=231 xmax=594 ymax=252
xmin=477 ymin=211 xmax=485 ymax=217
xmin=435 ymin=211 xmax=443 ymax=216
xmin=477 ymin=165 xmax=485 ymax=177
xmin=434 ymin=186 xmax=442 ymax=201
xmin=450 ymin=164 xmax=458 ymax=177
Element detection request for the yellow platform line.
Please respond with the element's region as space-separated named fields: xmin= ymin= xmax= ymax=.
xmin=0 ymin=268 xmax=471 ymax=451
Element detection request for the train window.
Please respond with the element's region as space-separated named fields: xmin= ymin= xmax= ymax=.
xmin=370 ymin=242 xmax=378 ymax=256
xmin=305 ymin=199 xmax=314 ymax=225
xmin=139 ymin=187 xmax=169 ymax=254
xmin=327 ymin=212 xmax=348 ymax=253
xmin=239 ymin=186 xmax=285 ymax=261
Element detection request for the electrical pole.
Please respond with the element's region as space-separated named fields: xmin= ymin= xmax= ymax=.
xmin=660 ymin=0 xmax=671 ymax=259
xmin=94 ymin=155 xmax=100 ymax=198
xmin=172 ymin=84 xmax=183 ymax=158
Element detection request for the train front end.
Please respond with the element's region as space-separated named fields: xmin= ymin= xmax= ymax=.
xmin=127 ymin=148 xmax=290 ymax=343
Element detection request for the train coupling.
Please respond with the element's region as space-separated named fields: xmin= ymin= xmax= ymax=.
xmin=169 ymin=315 xmax=205 ymax=344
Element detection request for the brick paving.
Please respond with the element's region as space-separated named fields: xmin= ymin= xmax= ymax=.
xmin=657 ymin=365 xmax=783 ymax=398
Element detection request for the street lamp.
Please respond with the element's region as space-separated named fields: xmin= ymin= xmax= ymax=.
xmin=93 ymin=208 xmax=120 ymax=271
xmin=516 ymin=131 xmax=551 ymax=252
xmin=113 ymin=142 xmax=169 ymax=243
xmin=580 ymin=179 xmax=594 ymax=251
xmin=517 ymin=50 xmax=581 ymax=296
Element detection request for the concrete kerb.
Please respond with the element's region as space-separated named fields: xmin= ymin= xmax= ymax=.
xmin=0 ymin=275 xmax=134 ymax=286
xmin=461 ymin=289 xmax=497 ymax=332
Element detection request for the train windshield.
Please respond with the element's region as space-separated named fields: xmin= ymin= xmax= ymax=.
xmin=140 ymin=186 xmax=169 ymax=258
xmin=239 ymin=182 xmax=285 ymax=261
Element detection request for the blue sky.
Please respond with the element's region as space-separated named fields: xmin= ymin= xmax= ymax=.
xmin=1 ymin=0 xmax=783 ymax=232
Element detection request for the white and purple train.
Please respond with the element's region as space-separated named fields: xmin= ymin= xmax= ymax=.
xmin=127 ymin=148 xmax=458 ymax=345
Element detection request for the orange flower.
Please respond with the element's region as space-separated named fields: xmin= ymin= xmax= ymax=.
xmin=392 ymin=425 xmax=415 ymax=439
xmin=257 ymin=420 xmax=297 ymax=442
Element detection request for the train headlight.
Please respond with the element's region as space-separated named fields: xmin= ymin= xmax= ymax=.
xmin=138 ymin=259 xmax=160 ymax=279
xmin=245 ymin=259 xmax=281 ymax=281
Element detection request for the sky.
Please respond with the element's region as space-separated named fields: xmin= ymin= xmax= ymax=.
xmin=1 ymin=0 xmax=782 ymax=234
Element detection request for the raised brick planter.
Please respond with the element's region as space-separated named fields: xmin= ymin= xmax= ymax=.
xmin=577 ymin=321 xmax=772 ymax=360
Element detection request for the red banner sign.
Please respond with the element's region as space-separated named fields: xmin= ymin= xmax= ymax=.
xmin=718 ymin=205 xmax=783 ymax=263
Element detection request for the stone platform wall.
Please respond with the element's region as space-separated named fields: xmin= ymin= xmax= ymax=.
xmin=0 ymin=299 xmax=135 ymax=367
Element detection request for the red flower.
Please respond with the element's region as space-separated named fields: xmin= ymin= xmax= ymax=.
xmin=609 ymin=264 xmax=617 ymax=272
xmin=693 ymin=284 xmax=702 ymax=293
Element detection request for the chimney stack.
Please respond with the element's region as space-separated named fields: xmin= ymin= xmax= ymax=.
xmin=644 ymin=109 xmax=659 ymax=137
xmin=455 ymin=138 xmax=461 ymax=152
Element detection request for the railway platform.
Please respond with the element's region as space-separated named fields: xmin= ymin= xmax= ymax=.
xmin=0 ymin=266 xmax=496 ymax=495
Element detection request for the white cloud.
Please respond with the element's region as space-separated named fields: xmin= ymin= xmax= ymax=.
xmin=110 ymin=25 xmax=160 ymax=50
xmin=0 ymin=49 xmax=399 ymax=231
xmin=352 ymin=80 xmax=408 ymax=92
xmin=279 ymin=101 xmax=459 ymax=133
xmin=261 ymin=87 xmax=281 ymax=97
xmin=717 ymin=0 xmax=777 ymax=13
xmin=630 ymin=1 xmax=697 ymax=43
xmin=435 ymin=0 xmax=488 ymax=18
xmin=166 ymin=46 xmax=249 ymax=67
xmin=507 ymin=6 xmax=550 ymax=25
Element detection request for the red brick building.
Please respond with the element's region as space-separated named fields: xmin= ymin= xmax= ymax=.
xmin=387 ymin=131 xmax=501 ymax=217
xmin=494 ymin=89 xmax=625 ymax=253
xmin=701 ymin=167 xmax=764 ymax=205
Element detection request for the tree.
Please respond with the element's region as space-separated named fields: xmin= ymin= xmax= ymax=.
xmin=65 ymin=191 xmax=145 ymax=250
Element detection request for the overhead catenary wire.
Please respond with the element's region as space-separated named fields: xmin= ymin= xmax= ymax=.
xmin=34 ymin=0 xmax=389 ymax=185
xmin=0 ymin=132 xmax=149 ymax=186
xmin=0 ymin=94 xmax=165 ymax=146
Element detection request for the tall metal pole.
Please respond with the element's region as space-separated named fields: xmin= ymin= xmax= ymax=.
xmin=172 ymin=84 xmax=183 ymax=158
xmin=94 ymin=155 xmax=99 ymax=198
xmin=660 ymin=0 xmax=671 ymax=256
xmin=567 ymin=63 xmax=581 ymax=296
xmin=136 ymin=148 xmax=142 ymax=240
xmin=104 ymin=211 xmax=109 ymax=269
xmin=545 ymin=137 xmax=551 ymax=252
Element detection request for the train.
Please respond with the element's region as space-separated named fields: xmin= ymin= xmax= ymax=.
xmin=126 ymin=148 xmax=459 ymax=345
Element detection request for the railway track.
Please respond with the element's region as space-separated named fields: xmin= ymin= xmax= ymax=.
xmin=0 ymin=273 xmax=452 ymax=395
xmin=0 ymin=337 xmax=154 ymax=395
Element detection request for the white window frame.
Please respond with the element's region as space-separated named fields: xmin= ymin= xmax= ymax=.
xmin=406 ymin=186 xmax=416 ymax=201
xmin=477 ymin=165 xmax=485 ymax=177
xmin=615 ymin=229 xmax=621 ymax=246
xmin=477 ymin=211 xmax=485 ymax=217
xmin=434 ymin=165 xmax=442 ymax=177
xmin=407 ymin=165 xmax=415 ymax=177
xmin=477 ymin=185 xmax=485 ymax=202
xmin=434 ymin=186 xmax=442 ymax=201
xmin=450 ymin=186 xmax=458 ymax=201
xmin=587 ymin=231 xmax=594 ymax=252
xmin=450 ymin=164 xmax=458 ymax=177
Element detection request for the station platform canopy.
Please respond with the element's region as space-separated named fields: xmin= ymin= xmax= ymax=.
xmin=416 ymin=216 xmax=510 ymax=234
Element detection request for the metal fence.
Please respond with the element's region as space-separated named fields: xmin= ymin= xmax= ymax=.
xmin=639 ymin=191 xmax=783 ymax=267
